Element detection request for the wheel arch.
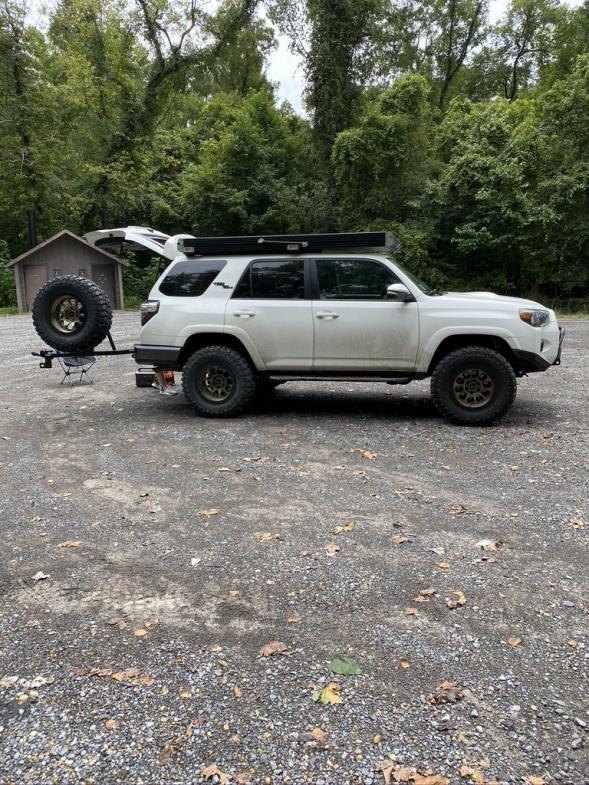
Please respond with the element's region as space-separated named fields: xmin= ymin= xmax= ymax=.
xmin=425 ymin=334 xmax=520 ymax=377
xmin=178 ymin=332 xmax=258 ymax=369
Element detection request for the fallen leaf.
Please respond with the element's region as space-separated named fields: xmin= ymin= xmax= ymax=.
xmin=355 ymin=448 xmax=376 ymax=460
xmin=232 ymin=685 xmax=241 ymax=698
xmin=420 ymin=587 xmax=437 ymax=596
xmin=448 ymin=505 xmax=476 ymax=516
xmin=57 ymin=540 xmax=83 ymax=549
xmin=30 ymin=516 xmax=41 ymax=522
xmin=255 ymin=532 xmax=281 ymax=543
xmin=526 ymin=777 xmax=546 ymax=785
xmin=144 ymin=619 xmax=159 ymax=630
xmin=331 ymin=522 xmax=355 ymax=535
xmin=228 ymin=590 xmax=240 ymax=597
xmin=287 ymin=615 xmax=301 ymax=624
xmin=259 ymin=640 xmax=289 ymax=657
xmin=405 ymin=607 xmax=418 ymax=616
xmin=373 ymin=734 xmax=382 ymax=744
xmin=437 ymin=562 xmax=450 ymax=570
xmin=413 ymin=776 xmax=449 ymax=785
xmin=568 ymin=639 xmax=578 ymax=648
xmin=392 ymin=536 xmax=409 ymax=545
xmin=476 ymin=539 xmax=501 ymax=551
xmin=25 ymin=619 xmax=41 ymax=628
xmin=392 ymin=766 xmax=417 ymax=783
xmin=430 ymin=681 xmax=465 ymax=704
xmin=201 ymin=764 xmax=230 ymax=784
xmin=111 ymin=667 xmax=140 ymax=682
xmin=309 ymin=727 xmax=327 ymax=744
xmin=446 ymin=591 xmax=466 ymax=609
xmin=375 ymin=760 xmax=396 ymax=784
xmin=0 ymin=676 xmax=19 ymax=688
xmin=133 ymin=629 xmax=148 ymax=638
xmin=567 ymin=518 xmax=585 ymax=529
xmin=324 ymin=543 xmax=340 ymax=556
xmin=399 ymin=658 xmax=410 ymax=669
xmin=506 ymin=637 xmax=522 ymax=647
xmin=199 ymin=508 xmax=220 ymax=517
xmin=235 ymin=771 xmax=254 ymax=785
xmin=105 ymin=718 xmax=117 ymax=730
xmin=312 ymin=682 xmax=342 ymax=705
xmin=328 ymin=656 xmax=361 ymax=676
xmin=31 ymin=571 xmax=49 ymax=581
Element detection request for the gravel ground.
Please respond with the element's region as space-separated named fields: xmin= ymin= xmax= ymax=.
xmin=0 ymin=312 xmax=587 ymax=785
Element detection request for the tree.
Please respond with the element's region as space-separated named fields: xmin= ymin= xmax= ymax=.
xmin=0 ymin=0 xmax=56 ymax=251
xmin=331 ymin=74 xmax=431 ymax=226
xmin=492 ymin=0 xmax=561 ymax=100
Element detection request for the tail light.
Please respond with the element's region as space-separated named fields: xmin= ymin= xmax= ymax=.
xmin=140 ymin=300 xmax=159 ymax=326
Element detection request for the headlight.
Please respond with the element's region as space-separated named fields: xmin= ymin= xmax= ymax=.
xmin=519 ymin=309 xmax=550 ymax=327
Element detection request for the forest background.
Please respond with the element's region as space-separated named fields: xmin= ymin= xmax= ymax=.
xmin=0 ymin=0 xmax=587 ymax=309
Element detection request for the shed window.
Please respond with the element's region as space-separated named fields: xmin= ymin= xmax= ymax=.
xmin=52 ymin=269 xmax=61 ymax=278
xmin=78 ymin=268 xmax=87 ymax=277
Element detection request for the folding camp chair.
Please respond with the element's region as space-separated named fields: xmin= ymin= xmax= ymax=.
xmin=57 ymin=355 xmax=96 ymax=385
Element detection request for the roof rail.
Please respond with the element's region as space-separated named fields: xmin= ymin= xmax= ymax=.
xmin=181 ymin=232 xmax=399 ymax=256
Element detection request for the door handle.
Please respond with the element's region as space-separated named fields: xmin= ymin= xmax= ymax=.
xmin=315 ymin=311 xmax=340 ymax=319
xmin=233 ymin=310 xmax=256 ymax=318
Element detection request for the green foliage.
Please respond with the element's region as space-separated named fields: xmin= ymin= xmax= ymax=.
xmin=332 ymin=75 xmax=431 ymax=226
xmin=0 ymin=0 xmax=586 ymax=302
xmin=0 ymin=241 xmax=17 ymax=307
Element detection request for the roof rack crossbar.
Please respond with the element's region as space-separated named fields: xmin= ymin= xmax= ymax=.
xmin=181 ymin=232 xmax=399 ymax=256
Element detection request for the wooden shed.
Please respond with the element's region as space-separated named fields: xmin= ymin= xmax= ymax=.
xmin=8 ymin=230 xmax=128 ymax=312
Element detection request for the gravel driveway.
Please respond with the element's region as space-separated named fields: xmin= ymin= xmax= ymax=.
xmin=0 ymin=312 xmax=587 ymax=785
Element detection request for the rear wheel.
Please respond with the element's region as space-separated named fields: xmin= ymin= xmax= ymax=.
xmin=32 ymin=275 xmax=112 ymax=352
xmin=182 ymin=346 xmax=257 ymax=417
xmin=431 ymin=347 xmax=517 ymax=426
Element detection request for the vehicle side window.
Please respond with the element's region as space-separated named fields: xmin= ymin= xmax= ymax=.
xmin=316 ymin=258 xmax=399 ymax=300
xmin=233 ymin=260 xmax=305 ymax=299
xmin=159 ymin=260 xmax=226 ymax=297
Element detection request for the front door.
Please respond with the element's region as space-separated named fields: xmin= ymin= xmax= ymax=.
xmin=312 ymin=257 xmax=419 ymax=371
xmin=225 ymin=258 xmax=313 ymax=370
xmin=24 ymin=265 xmax=48 ymax=310
xmin=92 ymin=264 xmax=115 ymax=307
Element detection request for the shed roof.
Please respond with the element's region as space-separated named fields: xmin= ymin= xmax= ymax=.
xmin=7 ymin=229 xmax=130 ymax=268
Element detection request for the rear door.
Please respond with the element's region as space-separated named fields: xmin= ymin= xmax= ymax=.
xmin=91 ymin=264 xmax=115 ymax=306
xmin=311 ymin=257 xmax=419 ymax=371
xmin=224 ymin=258 xmax=313 ymax=370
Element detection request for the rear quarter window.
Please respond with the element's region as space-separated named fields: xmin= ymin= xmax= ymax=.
xmin=158 ymin=260 xmax=227 ymax=297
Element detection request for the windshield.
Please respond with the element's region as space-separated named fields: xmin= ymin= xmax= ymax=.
xmin=384 ymin=255 xmax=438 ymax=295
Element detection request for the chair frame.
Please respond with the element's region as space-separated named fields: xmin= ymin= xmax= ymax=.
xmin=57 ymin=355 xmax=96 ymax=385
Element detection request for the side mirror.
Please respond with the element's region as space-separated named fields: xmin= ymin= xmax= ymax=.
xmin=386 ymin=283 xmax=413 ymax=302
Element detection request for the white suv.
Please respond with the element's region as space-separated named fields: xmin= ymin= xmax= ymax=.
xmin=133 ymin=231 xmax=564 ymax=425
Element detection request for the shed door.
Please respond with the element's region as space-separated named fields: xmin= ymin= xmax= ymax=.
xmin=92 ymin=264 xmax=115 ymax=307
xmin=24 ymin=265 xmax=48 ymax=310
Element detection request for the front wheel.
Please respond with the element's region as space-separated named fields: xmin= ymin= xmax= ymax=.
xmin=182 ymin=346 xmax=257 ymax=417
xmin=431 ymin=347 xmax=517 ymax=426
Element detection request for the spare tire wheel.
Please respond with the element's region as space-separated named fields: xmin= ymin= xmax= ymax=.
xmin=32 ymin=275 xmax=113 ymax=352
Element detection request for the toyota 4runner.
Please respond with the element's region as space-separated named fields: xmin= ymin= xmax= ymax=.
xmin=130 ymin=231 xmax=564 ymax=425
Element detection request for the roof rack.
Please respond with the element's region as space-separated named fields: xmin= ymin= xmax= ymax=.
xmin=180 ymin=232 xmax=399 ymax=256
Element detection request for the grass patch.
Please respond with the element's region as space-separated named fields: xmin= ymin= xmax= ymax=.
xmin=555 ymin=310 xmax=589 ymax=320
xmin=0 ymin=306 xmax=18 ymax=316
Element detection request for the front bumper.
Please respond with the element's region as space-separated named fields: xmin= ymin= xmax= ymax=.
xmin=512 ymin=325 xmax=565 ymax=373
xmin=134 ymin=344 xmax=181 ymax=368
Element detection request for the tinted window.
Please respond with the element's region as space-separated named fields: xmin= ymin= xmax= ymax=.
xmin=317 ymin=258 xmax=398 ymax=300
xmin=233 ymin=260 xmax=305 ymax=299
xmin=159 ymin=260 xmax=226 ymax=297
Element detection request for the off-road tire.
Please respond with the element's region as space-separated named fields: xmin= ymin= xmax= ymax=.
xmin=32 ymin=275 xmax=112 ymax=352
xmin=182 ymin=346 xmax=257 ymax=417
xmin=431 ymin=346 xmax=517 ymax=426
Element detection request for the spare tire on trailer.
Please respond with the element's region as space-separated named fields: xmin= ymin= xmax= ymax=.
xmin=32 ymin=275 xmax=113 ymax=352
